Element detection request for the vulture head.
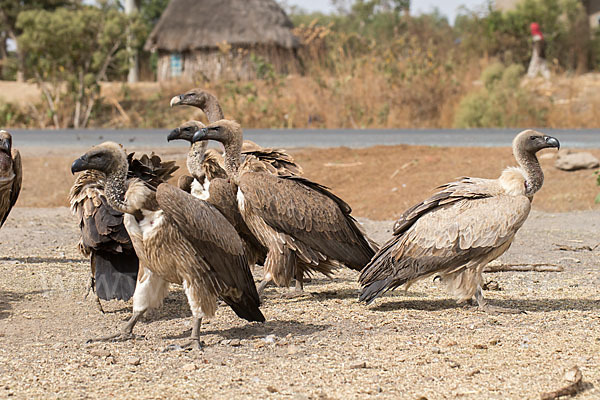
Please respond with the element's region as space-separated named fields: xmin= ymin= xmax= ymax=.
xmin=514 ymin=129 xmax=560 ymax=155
xmin=71 ymin=142 xmax=128 ymax=175
xmin=191 ymin=119 xmax=242 ymax=148
xmin=0 ymin=130 xmax=13 ymax=155
xmin=170 ymin=88 xmax=216 ymax=109
xmin=167 ymin=120 xmax=206 ymax=143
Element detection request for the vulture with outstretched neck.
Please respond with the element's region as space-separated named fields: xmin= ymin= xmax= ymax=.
xmin=359 ymin=130 xmax=560 ymax=313
xmin=71 ymin=142 xmax=264 ymax=347
xmin=191 ymin=120 xmax=378 ymax=294
xmin=69 ymin=153 xmax=178 ymax=309
xmin=0 ymin=130 xmax=21 ymax=228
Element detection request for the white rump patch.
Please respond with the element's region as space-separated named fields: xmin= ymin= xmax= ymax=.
xmin=499 ymin=167 xmax=527 ymax=196
xmin=138 ymin=209 xmax=164 ymax=240
xmin=237 ymin=188 xmax=245 ymax=211
xmin=132 ymin=268 xmax=170 ymax=312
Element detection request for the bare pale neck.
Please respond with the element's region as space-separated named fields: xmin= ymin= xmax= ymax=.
xmin=515 ymin=149 xmax=543 ymax=196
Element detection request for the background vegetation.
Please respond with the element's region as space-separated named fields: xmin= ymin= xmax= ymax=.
xmin=0 ymin=0 xmax=599 ymax=129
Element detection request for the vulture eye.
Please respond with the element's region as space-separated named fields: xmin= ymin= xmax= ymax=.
xmin=188 ymin=92 xmax=196 ymax=97
xmin=208 ymin=127 xmax=220 ymax=132
xmin=530 ymin=136 xmax=537 ymax=141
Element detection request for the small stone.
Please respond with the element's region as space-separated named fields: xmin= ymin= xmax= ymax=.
xmin=448 ymin=360 xmax=460 ymax=368
xmin=266 ymin=386 xmax=278 ymax=393
xmin=127 ymin=356 xmax=141 ymax=366
xmin=220 ymin=339 xmax=231 ymax=346
xmin=349 ymin=361 xmax=367 ymax=369
xmin=555 ymin=150 xmax=599 ymax=171
xmin=474 ymin=344 xmax=488 ymax=350
xmin=230 ymin=339 xmax=241 ymax=347
xmin=431 ymin=346 xmax=442 ymax=354
xmin=564 ymin=366 xmax=582 ymax=383
xmin=105 ymin=356 xmax=115 ymax=365
xmin=467 ymin=369 xmax=481 ymax=377
xmin=182 ymin=363 xmax=197 ymax=372
xmin=89 ymin=349 xmax=111 ymax=358
xmin=264 ymin=334 xmax=276 ymax=344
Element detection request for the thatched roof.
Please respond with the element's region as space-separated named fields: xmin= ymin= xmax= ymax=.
xmin=144 ymin=0 xmax=299 ymax=52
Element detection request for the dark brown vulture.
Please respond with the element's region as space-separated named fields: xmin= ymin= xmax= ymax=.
xmin=69 ymin=153 xmax=178 ymax=308
xmin=0 ymin=130 xmax=22 ymax=228
xmin=359 ymin=130 xmax=560 ymax=313
xmin=191 ymin=120 xmax=378 ymax=295
xmin=71 ymin=142 xmax=264 ymax=347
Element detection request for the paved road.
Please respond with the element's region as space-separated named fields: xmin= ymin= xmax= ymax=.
xmin=9 ymin=128 xmax=600 ymax=149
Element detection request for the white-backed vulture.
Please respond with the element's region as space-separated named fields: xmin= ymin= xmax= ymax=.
xmin=69 ymin=153 xmax=178 ymax=308
xmin=71 ymin=142 xmax=264 ymax=347
xmin=359 ymin=130 xmax=560 ymax=313
xmin=190 ymin=120 xmax=378 ymax=295
xmin=0 ymin=130 xmax=22 ymax=228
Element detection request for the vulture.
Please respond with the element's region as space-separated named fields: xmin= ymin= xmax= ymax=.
xmin=359 ymin=130 xmax=560 ymax=313
xmin=69 ymin=153 xmax=178 ymax=308
xmin=71 ymin=142 xmax=264 ymax=347
xmin=191 ymin=119 xmax=378 ymax=295
xmin=0 ymin=130 xmax=22 ymax=228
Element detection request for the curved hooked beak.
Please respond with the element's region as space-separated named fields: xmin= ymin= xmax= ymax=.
xmin=544 ymin=135 xmax=560 ymax=150
xmin=71 ymin=156 xmax=88 ymax=175
xmin=192 ymin=128 xmax=209 ymax=143
xmin=170 ymin=95 xmax=183 ymax=107
xmin=167 ymin=127 xmax=181 ymax=142
xmin=0 ymin=138 xmax=10 ymax=153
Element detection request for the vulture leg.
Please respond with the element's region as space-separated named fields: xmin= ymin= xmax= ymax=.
xmin=180 ymin=317 xmax=204 ymax=350
xmin=475 ymin=286 xmax=523 ymax=314
xmin=87 ymin=310 xmax=145 ymax=343
xmin=83 ymin=276 xmax=105 ymax=313
xmin=180 ymin=282 xmax=205 ymax=350
xmin=257 ymin=272 xmax=273 ymax=296
xmin=283 ymin=268 xmax=307 ymax=298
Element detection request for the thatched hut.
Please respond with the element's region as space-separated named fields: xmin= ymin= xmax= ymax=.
xmin=144 ymin=0 xmax=300 ymax=81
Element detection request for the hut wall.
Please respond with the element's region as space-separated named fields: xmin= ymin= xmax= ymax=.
xmin=156 ymin=45 xmax=300 ymax=82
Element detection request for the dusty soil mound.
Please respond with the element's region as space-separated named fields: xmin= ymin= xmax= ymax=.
xmin=17 ymin=144 xmax=600 ymax=220
xmin=0 ymin=208 xmax=598 ymax=398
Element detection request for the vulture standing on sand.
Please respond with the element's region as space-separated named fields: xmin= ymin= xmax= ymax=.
xmin=0 ymin=130 xmax=21 ymax=229
xmin=359 ymin=130 xmax=560 ymax=313
xmin=69 ymin=153 xmax=178 ymax=308
xmin=71 ymin=142 xmax=264 ymax=347
xmin=191 ymin=119 xmax=378 ymax=295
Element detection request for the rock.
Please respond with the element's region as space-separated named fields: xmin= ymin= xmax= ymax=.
xmin=564 ymin=366 xmax=582 ymax=383
xmin=182 ymin=363 xmax=197 ymax=372
xmin=555 ymin=150 xmax=599 ymax=171
xmin=263 ymin=334 xmax=276 ymax=344
xmin=230 ymin=339 xmax=241 ymax=347
xmin=266 ymin=386 xmax=278 ymax=393
xmin=127 ymin=356 xmax=141 ymax=366
xmin=89 ymin=349 xmax=111 ymax=358
xmin=482 ymin=280 xmax=502 ymax=291
xmin=431 ymin=347 xmax=442 ymax=354
xmin=348 ymin=361 xmax=367 ymax=369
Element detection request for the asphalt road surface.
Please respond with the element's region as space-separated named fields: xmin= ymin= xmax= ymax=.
xmin=10 ymin=128 xmax=600 ymax=149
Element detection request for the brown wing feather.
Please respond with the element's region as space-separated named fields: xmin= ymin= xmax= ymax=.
xmin=360 ymin=180 xmax=531 ymax=303
xmin=156 ymin=184 xmax=263 ymax=321
xmin=242 ymin=140 xmax=303 ymax=176
xmin=239 ymin=172 xmax=375 ymax=269
xmin=0 ymin=149 xmax=22 ymax=227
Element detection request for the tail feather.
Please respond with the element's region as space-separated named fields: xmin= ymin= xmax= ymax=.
xmin=359 ymin=277 xmax=395 ymax=304
xmin=222 ymin=293 xmax=265 ymax=323
xmin=93 ymin=251 xmax=138 ymax=301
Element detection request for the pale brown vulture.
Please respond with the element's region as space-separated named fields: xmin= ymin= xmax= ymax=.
xmin=359 ymin=130 xmax=560 ymax=313
xmin=71 ymin=142 xmax=264 ymax=347
xmin=0 ymin=130 xmax=22 ymax=228
xmin=69 ymin=153 xmax=178 ymax=308
xmin=191 ymin=120 xmax=378 ymax=295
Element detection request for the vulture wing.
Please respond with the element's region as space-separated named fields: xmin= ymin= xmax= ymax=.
xmin=359 ymin=178 xmax=531 ymax=303
xmin=0 ymin=149 xmax=22 ymax=227
xmin=69 ymin=171 xmax=138 ymax=300
xmin=239 ymin=172 xmax=376 ymax=270
xmin=155 ymin=184 xmax=264 ymax=322
xmin=241 ymin=145 xmax=303 ymax=176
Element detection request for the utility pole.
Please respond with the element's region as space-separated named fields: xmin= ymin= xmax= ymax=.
xmin=125 ymin=0 xmax=139 ymax=83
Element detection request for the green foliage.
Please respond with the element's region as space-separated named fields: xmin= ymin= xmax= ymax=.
xmin=455 ymin=0 xmax=589 ymax=71
xmin=17 ymin=3 xmax=145 ymax=127
xmin=0 ymin=101 xmax=28 ymax=126
xmin=454 ymin=62 xmax=546 ymax=128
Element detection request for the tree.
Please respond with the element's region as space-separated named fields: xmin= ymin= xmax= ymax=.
xmin=17 ymin=4 xmax=144 ymax=128
xmin=0 ymin=0 xmax=73 ymax=81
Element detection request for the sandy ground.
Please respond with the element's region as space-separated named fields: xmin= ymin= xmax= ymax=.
xmin=0 ymin=205 xmax=598 ymax=399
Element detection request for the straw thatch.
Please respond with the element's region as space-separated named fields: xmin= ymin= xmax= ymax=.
xmin=145 ymin=0 xmax=299 ymax=52
xmin=144 ymin=0 xmax=300 ymax=81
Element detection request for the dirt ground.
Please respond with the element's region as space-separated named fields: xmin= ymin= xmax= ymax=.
xmin=14 ymin=144 xmax=600 ymax=219
xmin=1 ymin=143 xmax=600 ymax=398
xmin=0 ymin=206 xmax=598 ymax=399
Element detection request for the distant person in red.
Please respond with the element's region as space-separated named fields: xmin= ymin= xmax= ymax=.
xmin=527 ymin=22 xmax=550 ymax=79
